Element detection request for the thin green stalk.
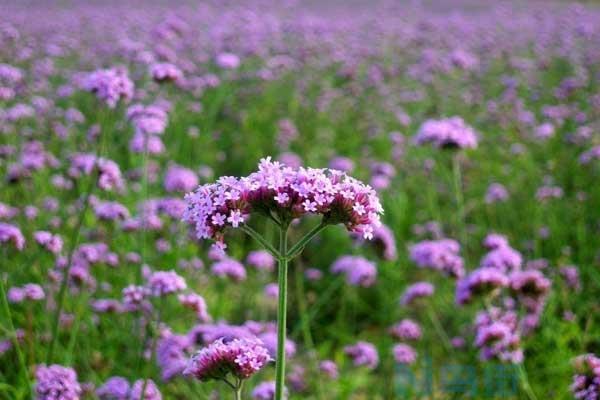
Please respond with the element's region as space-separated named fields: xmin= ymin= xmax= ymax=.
xmin=234 ymin=379 xmax=243 ymax=400
xmin=286 ymin=221 xmax=327 ymax=260
xmin=0 ymin=273 xmax=31 ymax=398
xmin=138 ymin=145 xmax=149 ymax=284
xmin=275 ymin=224 xmax=289 ymax=400
xmin=517 ymin=363 xmax=538 ymax=400
xmin=426 ymin=305 xmax=452 ymax=353
xmin=241 ymin=224 xmax=279 ymax=257
xmin=141 ymin=298 xmax=165 ymax=398
xmin=46 ymin=176 xmax=97 ymax=364
xmin=47 ymin=110 xmax=109 ymax=363
xmin=293 ymin=261 xmax=323 ymax=400
xmin=451 ymin=154 xmax=466 ymax=245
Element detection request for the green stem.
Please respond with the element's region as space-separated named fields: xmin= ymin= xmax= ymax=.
xmin=517 ymin=363 xmax=538 ymax=400
xmin=426 ymin=305 xmax=452 ymax=353
xmin=0 ymin=272 xmax=31 ymax=398
xmin=47 ymin=109 xmax=109 ymax=363
xmin=452 ymin=154 xmax=466 ymax=245
xmin=46 ymin=176 xmax=96 ymax=364
xmin=141 ymin=298 xmax=165 ymax=398
xmin=241 ymin=225 xmax=279 ymax=258
xmin=286 ymin=221 xmax=327 ymax=260
xmin=234 ymin=379 xmax=243 ymax=400
xmin=275 ymin=224 xmax=289 ymax=400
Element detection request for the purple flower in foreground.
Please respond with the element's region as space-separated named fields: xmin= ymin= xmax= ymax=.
xmin=344 ymin=341 xmax=379 ymax=369
xmin=183 ymin=337 xmax=271 ymax=381
xmin=183 ymin=157 xmax=383 ymax=246
xmin=35 ymin=364 xmax=82 ymax=400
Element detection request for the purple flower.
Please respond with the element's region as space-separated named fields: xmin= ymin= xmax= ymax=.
xmin=8 ymin=283 xmax=45 ymax=303
xmin=560 ymin=266 xmax=581 ymax=291
xmin=96 ymin=376 xmax=130 ymax=399
xmin=455 ymin=267 xmax=509 ymax=305
xmin=157 ymin=334 xmax=191 ymax=381
xmin=483 ymin=233 xmax=509 ymax=250
xmin=258 ymin=332 xmax=296 ymax=360
xmin=579 ymin=145 xmax=600 ymax=164
xmin=95 ymin=201 xmax=130 ymax=221
xmin=414 ymin=117 xmax=478 ymax=149
xmin=82 ymin=67 xmax=134 ymax=108
xmin=509 ymin=269 xmax=551 ymax=299
xmin=246 ymin=250 xmax=275 ymax=271
xmin=176 ymin=293 xmax=209 ymax=322
xmin=263 ymin=283 xmax=279 ymax=299
xmin=480 ymin=245 xmax=522 ymax=273
xmin=183 ymin=157 xmax=383 ymax=246
xmin=536 ymin=185 xmax=563 ymax=201
xmin=366 ymin=224 xmax=397 ymax=261
xmin=485 ymin=183 xmax=509 ymax=204
xmin=252 ymin=381 xmax=287 ymax=400
xmin=409 ymin=239 xmax=464 ymax=278
xmin=35 ymin=364 xmax=82 ymax=400
xmin=183 ymin=337 xmax=271 ymax=381
xmin=129 ymin=379 xmax=161 ymax=400
xmin=150 ymin=63 xmax=183 ymax=83
xmin=474 ymin=309 xmax=523 ymax=363
xmin=393 ymin=343 xmax=417 ymax=364
xmin=33 ymin=231 xmax=63 ymax=254
xmin=319 ymin=360 xmax=339 ymax=379
xmin=571 ymin=354 xmax=600 ymax=400
xmin=400 ymin=282 xmax=435 ymax=306
xmin=330 ymin=255 xmax=377 ymax=287
xmin=0 ymin=222 xmax=25 ymax=250
xmin=389 ymin=319 xmax=422 ymax=341
xmin=344 ymin=341 xmax=379 ymax=369
xmin=211 ymin=258 xmax=247 ymax=282
xmin=147 ymin=270 xmax=187 ymax=296
xmin=216 ymin=53 xmax=241 ymax=69
xmin=164 ymin=165 xmax=198 ymax=193
xmin=68 ymin=153 xmax=125 ymax=192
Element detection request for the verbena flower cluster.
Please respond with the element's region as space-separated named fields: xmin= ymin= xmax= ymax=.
xmin=82 ymin=67 xmax=134 ymax=108
xmin=183 ymin=157 xmax=383 ymax=246
xmin=409 ymin=238 xmax=465 ymax=278
xmin=183 ymin=337 xmax=272 ymax=381
xmin=35 ymin=364 xmax=82 ymax=400
xmin=571 ymin=354 xmax=600 ymax=400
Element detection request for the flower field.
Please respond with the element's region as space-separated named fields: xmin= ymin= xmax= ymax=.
xmin=1 ymin=1 xmax=600 ymax=399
